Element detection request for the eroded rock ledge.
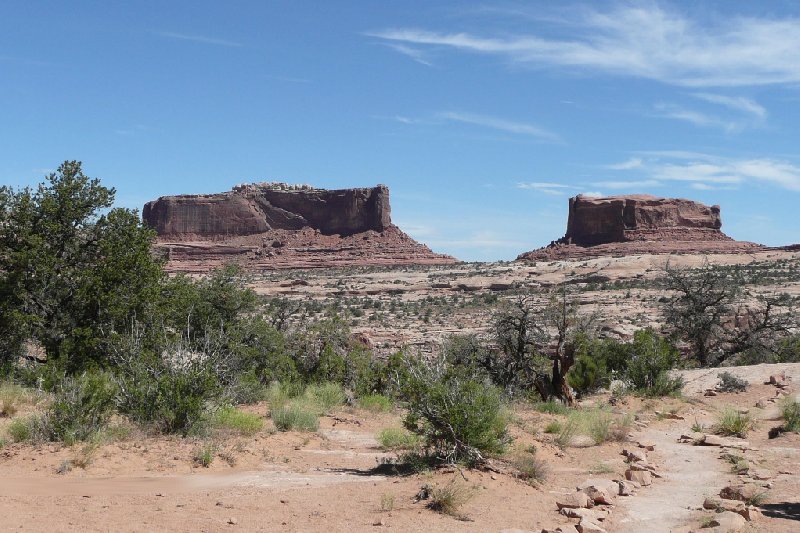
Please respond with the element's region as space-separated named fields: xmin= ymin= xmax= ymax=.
xmin=143 ymin=183 xmax=455 ymax=271
xmin=518 ymin=194 xmax=763 ymax=261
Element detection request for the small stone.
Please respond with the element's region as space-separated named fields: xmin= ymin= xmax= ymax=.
xmin=582 ymin=486 xmax=615 ymax=505
xmin=227 ymin=518 xmax=238 ymax=525
xmin=707 ymin=510 xmax=746 ymax=531
xmin=560 ymin=507 xmax=606 ymax=522
xmin=576 ymin=518 xmax=606 ymax=533
xmin=556 ymin=492 xmax=594 ymax=510
xmin=750 ymin=469 xmax=772 ymax=480
xmin=755 ymin=399 xmax=768 ymax=409
xmin=705 ymin=389 xmax=718 ymax=396
xmin=617 ymin=480 xmax=636 ymax=496
xmin=740 ymin=506 xmax=762 ymax=522
xmin=625 ymin=469 xmax=652 ymax=486
xmin=637 ymin=440 xmax=656 ymax=451
xmin=720 ymin=484 xmax=761 ymax=502
xmin=372 ymin=518 xmax=385 ymax=526
xmin=623 ymin=448 xmax=647 ymax=463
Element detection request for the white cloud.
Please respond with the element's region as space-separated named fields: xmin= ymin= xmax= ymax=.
xmin=580 ymin=191 xmax=604 ymax=198
xmin=691 ymin=93 xmax=766 ymax=119
xmin=367 ymin=4 xmax=800 ymax=87
xmin=653 ymin=102 xmax=739 ymax=132
xmin=606 ymin=157 xmax=643 ymax=170
xmin=384 ymin=43 xmax=432 ymax=66
xmin=438 ymin=111 xmax=560 ymax=141
xmin=156 ymin=31 xmax=242 ymax=47
xmin=592 ymin=179 xmax=661 ymax=189
xmin=516 ymin=182 xmax=576 ymax=195
xmin=604 ymin=152 xmax=800 ymax=192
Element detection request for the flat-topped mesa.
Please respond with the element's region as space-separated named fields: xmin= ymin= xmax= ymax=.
xmin=565 ymin=194 xmax=724 ymax=246
xmin=142 ymin=183 xmax=455 ymax=271
xmin=518 ymin=194 xmax=763 ymax=261
xmin=143 ymin=183 xmax=391 ymax=240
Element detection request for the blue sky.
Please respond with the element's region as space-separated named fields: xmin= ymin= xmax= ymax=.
xmin=2 ymin=1 xmax=800 ymax=261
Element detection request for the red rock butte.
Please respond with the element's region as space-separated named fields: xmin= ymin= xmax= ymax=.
xmin=517 ymin=194 xmax=764 ymax=261
xmin=143 ymin=183 xmax=455 ymax=271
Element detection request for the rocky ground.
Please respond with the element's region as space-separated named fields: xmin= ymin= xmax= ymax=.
xmin=248 ymin=250 xmax=800 ymax=356
xmin=3 ymin=363 xmax=800 ymax=532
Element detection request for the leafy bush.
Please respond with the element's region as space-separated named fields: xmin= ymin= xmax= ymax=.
xmin=45 ymin=371 xmax=117 ymax=444
xmin=781 ymin=398 xmax=800 ymax=432
xmin=714 ymin=407 xmax=753 ymax=438
xmin=625 ymin=330 xmax=684 ymax=397
xmin=114 ymin=348 xmax=222 ymax=435
xmin=377 ymin=427 xmax=421 ymax=450
xmin=359 ymin=394 xmax=393 ymax=413
xmin=567 ymin=353 xmax=604 ymax=396
xmin=271 ymin=402 xmax=319 ymax=432
xmin=193 ymin=442 xmax=216 ymax=467
xmin=212 ymin=405 xmax=264 ymax=436
xmin=400 ymin=356 xmax=509 ymax=465
xmin=716 ymin=372 xmax=748 ymax=393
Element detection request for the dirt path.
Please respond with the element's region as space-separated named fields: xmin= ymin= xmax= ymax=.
xmin=615 ymin=424 xmax=724 ymax=533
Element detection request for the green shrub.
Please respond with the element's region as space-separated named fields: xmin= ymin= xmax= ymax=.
xmin=400 ymin=357 xmax=509 ymax=465
xmin=193 ymin=442 xmax=216 ymax=467
xmin=567 ymin=353 xmax=604 ymax=396
xmin=625 ymin=330 xmax=684 ymax=397
xmin=554 ymin=419 xmax=578 ymax=449
xmin=114 ymin=351 xmax=222 ymax=435
xmin=46 ymin=371 xmax=117 ymax=444
xmin=543 ymin=420 xmax=563 ymax=434
xmin=304 ymin=382 xmax=345 ymax=413
xmin=212 ymin=405 xmax=264 ymax=436
xmin=714 ymin=407 xmax=753 ymax=438
xmin=586 ymin=410 xmax=631 ymax=444
xmin=359 ymin=394 xmax=393 ymax=413
xmin=271 ymin=402 xmax=319 ymax=432
xmin=781 ymin=399 xmax=800 ymax=432
xmin=511 ymin=453 xmax=549 ymax=484
xmin=265 ymin=380 xmax=304 ymax=409
xmin=427 ymin=480 xmax=474 ymax=517
xmin=377 ymin=427 xmax=421 ymax=450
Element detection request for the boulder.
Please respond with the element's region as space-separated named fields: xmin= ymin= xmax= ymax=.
xmin=625 ymin=469 xmax=652 ymax=486
xmin=706 ymin=511 xmax=746 ymax=532
xmin=617 ymin=480 xmax=636 ymax=496
xmin=555 ymin=492 xmax=594 ymax=510
xmin=719 ymin=484 xmax=762 ymax=502
xmin=576 ymin=518 xmax=606 ymax=533
xmin=583 ymin=485 xmax=615 ymax=505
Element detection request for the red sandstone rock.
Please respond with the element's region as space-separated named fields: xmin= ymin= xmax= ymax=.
xmin=517 ymin=194 xmax=764 ymax=261
xmin=143 ymin=183 xmax=455 ymax=271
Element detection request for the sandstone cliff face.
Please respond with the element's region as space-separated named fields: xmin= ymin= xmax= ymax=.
xmin=518 ymin=194 xmax=762 ymax=261
xmin=143 ymin=184 xmax=391 ymax=239
xmin=143 ymin=183 xmax=454 ymax=271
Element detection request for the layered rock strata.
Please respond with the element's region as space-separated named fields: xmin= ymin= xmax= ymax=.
xmin=143 ymin=183 xmax=455 ymax=271
xmin=518 ymin=194 xmax=763 ymax=261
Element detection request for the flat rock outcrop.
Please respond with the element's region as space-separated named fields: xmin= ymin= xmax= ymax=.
xmin=143 ymin=183 xmax=455 ymax=271
xmin=518 ymin=194 xmax=763 ymax=261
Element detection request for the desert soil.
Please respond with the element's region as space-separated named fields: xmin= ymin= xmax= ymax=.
xmin=3 ymin=252 xmax=800 ymax=532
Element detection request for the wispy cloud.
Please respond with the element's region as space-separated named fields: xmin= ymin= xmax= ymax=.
xmin=605 ymin=157 xmax=643 ymax=170
xmin=367 ymin=4 xmax=800 ymax=87
xmin=516 ymin=181 xmax=575 ymax=195
xmin=604 ymin=152 xmax=800 ymax=191
xmin=384 ymin=43 xmax=432 ymax=66
xmin=691 ymin=93 xmax=766 ymax=119
xmin=439 ymin=111 xmax=560 ymax=141
xmin=653 ymin=102 xmax=739 ymax=132
xmin=592 ymin=179 xmax=661 ymax=189
xmin=156 ymin=31 xmax=242 ymax=47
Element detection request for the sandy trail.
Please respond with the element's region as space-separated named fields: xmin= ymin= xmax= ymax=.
xmin=615 ymin=425 xmax=724 ymax=533
xmin=0 ymin=466 xmax=387 ymax=496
